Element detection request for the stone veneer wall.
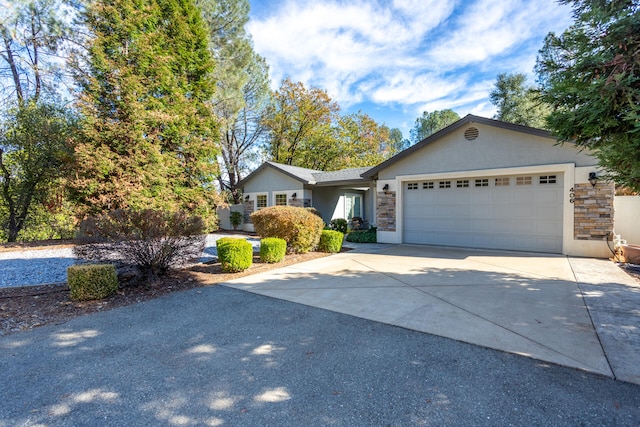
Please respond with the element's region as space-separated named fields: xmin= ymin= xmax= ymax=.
xmin=243 ymin=200 xmax=254 ymax=223
xmin=288 ymin=198 xmax=311 ymax=208
xmin=573 ymin=183 xmax=614 ymax=240
xmin=376 ymin=191 xmax=396 ymax=232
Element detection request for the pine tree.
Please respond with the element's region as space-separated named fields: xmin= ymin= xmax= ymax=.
xmin=71 ymin=0 xmax=220 ymax=225
xmin=197 ymin=0 xmax=271 ymax=204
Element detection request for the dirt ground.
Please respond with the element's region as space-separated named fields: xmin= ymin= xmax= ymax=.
xmin=0 ymin=247 xmax=330 ymax=336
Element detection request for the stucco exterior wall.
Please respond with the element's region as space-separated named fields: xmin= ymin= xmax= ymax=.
xmin=242 ymin=167 xmax=303 ymax=193
xmin=615 ymin=196 xmax=640 ymax=245
xmin=377 ymin=123 xmax=596 ymax=180
xmin=216 ymin=204 xmax=244 ymax=231
xmin=311 ymin=187 xmax=369 ymax=225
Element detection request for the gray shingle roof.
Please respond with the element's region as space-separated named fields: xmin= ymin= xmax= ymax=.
xmin=313 ymin=167 xmax=371 ymax=184
xmin=267 ymin=162 xmax=321 ymax=183
xmin=237 ymin=161 xmax=372 ymax=189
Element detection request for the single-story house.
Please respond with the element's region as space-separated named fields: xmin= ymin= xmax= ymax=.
xmin=239 ymin=114 xmax=616 ymax=258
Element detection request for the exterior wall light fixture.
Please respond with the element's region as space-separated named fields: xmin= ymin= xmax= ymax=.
xmin=588 ymin=172 xmax=598 ymax=188
xmin=291 ymin=192 xmax=297 ymax=199
xmin=245 ymin=195 xmax=250 ymax=201
xmin=382 ymin=184 xmax=389 ymax=193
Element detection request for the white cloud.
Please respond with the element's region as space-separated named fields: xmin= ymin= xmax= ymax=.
xmin=248 ymin=0 xmax=573 ymax=126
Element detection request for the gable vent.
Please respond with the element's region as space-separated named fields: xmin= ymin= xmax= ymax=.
xmin=464 ymin=127 xmax=479 ymax=141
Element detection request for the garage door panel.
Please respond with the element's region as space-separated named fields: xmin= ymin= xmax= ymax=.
xmin=403 ymin=173 xmax=564 ymax=253
xmin=471 ymin=192 xmax=491 ymax=203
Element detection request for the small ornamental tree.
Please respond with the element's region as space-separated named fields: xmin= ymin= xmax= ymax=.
xmin=251 ymin=205 xmax=324 ymax=253
xmin=0 ymin=101 xmax=75 ymax=242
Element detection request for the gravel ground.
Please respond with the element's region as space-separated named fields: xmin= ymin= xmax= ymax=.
xmin=0 ymin=234 xmax=261 ymax=289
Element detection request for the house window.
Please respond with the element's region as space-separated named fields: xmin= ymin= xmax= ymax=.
xmin=275 ymin=194 xmax=287 ymax=206
xmin=495 ymin=177 xmax=510 ymax=186
xmin=540 ymin=175 xmax=557 ymax=184
xmin=456 ymin=180 xmax=469 ymax=188
xmin=516 ymin=176 xmax=532 ymax=185
xmin=256 ymin=194 xmax=267 ymax=209
xmin=407 ymin=183 xmax=418 ymax=190
xmin=423 ymin=182 xmax=434 ymax=189
xmin=439 ymin=181 xmax=451 ymax=189
xmin=475 ymin=179 xmax=489 ymax=187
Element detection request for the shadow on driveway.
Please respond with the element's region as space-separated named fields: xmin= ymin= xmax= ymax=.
xmin=1 ymin=286 xmax=640 ymax=425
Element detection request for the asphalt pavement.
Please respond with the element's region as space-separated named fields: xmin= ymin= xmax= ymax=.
xmin=1 ymin=285 xmax=639 ymax=426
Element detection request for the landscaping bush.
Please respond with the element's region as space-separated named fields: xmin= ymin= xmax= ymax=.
xmin=260 ymin=237 xmax=287 ymax=263
xmin=74 ymin=209 xmax=205 ymax=280
xmin=230 ymin=211 xmax=243 ymax=230
xmin=251 ymin=206 xmax=324 ymax=253
xmin=329 ymin=218 xmax=348 ymax=234
xmin=346 ymin=228 xmax=377 ymax=243
xmin=318 ymin=230 xmax=344 ymax=253
xmin=67 ymin=264 xmax=118 ymax=301
xmin=217 ymin=238 xmax=253 ymax=272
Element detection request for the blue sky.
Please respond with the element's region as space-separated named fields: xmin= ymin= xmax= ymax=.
xmin=246 ymin=0 xmax=574 ymax=138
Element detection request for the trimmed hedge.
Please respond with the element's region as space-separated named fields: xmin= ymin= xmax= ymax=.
xmin=67 ymin=264 xmax=119 ymax=301
xmin=318 ymin=230 xmax=344 ymax=253
xmin=260 ymin=237 xmax=287 ymax=263
xmin=217 ymin=238 xmax=253 ymax=272
xmin=345 ymin=229 xmax=377 ymax=243
xmin=251 ymin=206 xmax=324 ymax=253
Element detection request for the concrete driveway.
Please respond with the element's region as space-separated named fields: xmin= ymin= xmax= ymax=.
xmin=224 ymin=244 xmax=640 ymax=385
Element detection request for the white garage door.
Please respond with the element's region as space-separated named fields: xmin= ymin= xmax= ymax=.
xmin=402 ymin=174 xmax=564 ymax=253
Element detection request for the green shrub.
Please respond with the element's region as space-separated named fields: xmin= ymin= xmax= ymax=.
xmin=217 ymin=238 xmax=253 ymax=272
xmin=329 ymin=218 xmax=348 ymax=234
xmin=67 ymin=264 xmax=119 ymax=301
xmin=345 ymin=229 xmax=377 ymax=243
xmin=230 ymin=211 xmax=243 ymax=230
xmin=251 ymin=206 xmax=324 ymax=253
xmin=260 ymin=237 xmax=287 ymax=263
xmin=318 ymin=230 xmax=343 ymax=253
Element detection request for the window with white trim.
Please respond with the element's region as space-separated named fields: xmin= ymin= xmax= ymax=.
xmin=439 ymin=181 xmax=451 ymax=189
xmin=475 ymin=179 xmax=489 ymax=187
xmin=539 ymin=175 xmax=557 ymax=184
xmin=407 ymin=183 xmax=418 ymax=190
xmin=516 ymin=176 xmax=532 ymax=185
xmin=495 ymin=177 xmax=510 ymax=186
xmin=456 ymin=180 xmax=469 ymax=188
xmin=423 ymin=182 xmax=434 ymax=189
xmin=256 ymin=194 xmax=267 ymax=209
xmin=275 ymin=194 xmax=287 ymax=206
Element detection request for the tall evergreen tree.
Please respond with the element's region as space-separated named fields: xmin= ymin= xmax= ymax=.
xmin=197 ymin=0 xmax=271 ymax=204
xmin=409 ymin=109 xmax=459 ymax=145
xmin=0 ymin=0 xmax=71 ymax=107
xmin=71 ymin=0 xmax=220 ymax=225
xmin=490 ymin=72 xmax=550 ymax=129
xmin=536 ymin=0 xmax=640 ymax=191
